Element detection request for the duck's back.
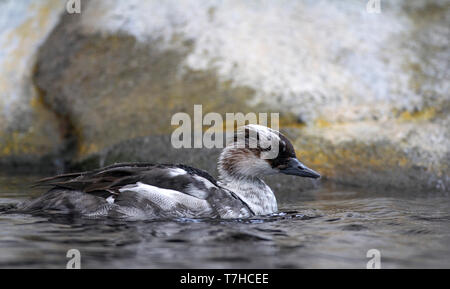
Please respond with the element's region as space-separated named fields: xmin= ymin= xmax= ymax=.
xmin=16 ymin=163 xmax=254 ymax=219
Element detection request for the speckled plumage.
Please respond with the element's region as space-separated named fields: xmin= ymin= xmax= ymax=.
xmin=17 ymin=163 xmax=254 ymax=219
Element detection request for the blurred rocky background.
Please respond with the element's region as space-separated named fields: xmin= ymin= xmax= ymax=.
xmin=0 ymin=0 xmax=448 ymax=192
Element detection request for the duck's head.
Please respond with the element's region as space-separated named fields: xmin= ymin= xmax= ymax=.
xmin=218 ymin=124 xmax=321 ymax=180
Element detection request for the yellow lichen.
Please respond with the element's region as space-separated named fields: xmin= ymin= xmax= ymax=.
xmin=290 ymin=124 xmax=416 ymax=179
xmin=398 ymin=107 xmax=436 ymax=121
xmin=79 ymin=143 xmax=99 ymax=156
xmin=314 ymin=118 xmax=332 ymax=128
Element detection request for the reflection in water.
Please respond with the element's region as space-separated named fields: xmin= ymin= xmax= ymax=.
xmin=0 ymin=174 xmax=449 ymax=268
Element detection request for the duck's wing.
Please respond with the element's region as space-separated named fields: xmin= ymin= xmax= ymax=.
xmin=32 ymin=162 xmax=254 ymax=218
xmin=33 ymin=162 xmax=220 ymax=199
xmin=31 ymin=163 xmax=238 ymax=218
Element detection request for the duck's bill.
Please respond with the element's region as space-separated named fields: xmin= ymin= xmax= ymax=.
xmin=280 ymin=158 xmax=321 ymax=179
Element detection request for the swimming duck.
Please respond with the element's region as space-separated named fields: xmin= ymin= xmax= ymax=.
xmin=16 ymin=125 xmax=320 ymax=219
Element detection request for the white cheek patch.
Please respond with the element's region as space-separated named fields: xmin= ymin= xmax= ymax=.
xmin=167 ymin=168 xmax=187 ymax=177
xmin=119 ymin=182 xmax=209 ymax=211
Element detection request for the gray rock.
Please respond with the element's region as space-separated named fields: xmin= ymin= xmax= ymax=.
xmin=0 ymin=0 xmax=448 ymax=192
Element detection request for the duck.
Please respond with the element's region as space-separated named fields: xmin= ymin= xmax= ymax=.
xmin=16 ymin=125 xmax=320 ymax=219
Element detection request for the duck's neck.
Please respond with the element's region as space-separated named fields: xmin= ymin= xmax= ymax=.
xmin=218 ymin=172 xmax=277 ymax=216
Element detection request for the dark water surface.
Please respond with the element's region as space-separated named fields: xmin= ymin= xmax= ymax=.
xmin=0 ymin=173 xmax=449 ymax=269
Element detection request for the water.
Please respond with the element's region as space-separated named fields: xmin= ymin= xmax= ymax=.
xmin=0 ymin=173 xmax=449 ymax=268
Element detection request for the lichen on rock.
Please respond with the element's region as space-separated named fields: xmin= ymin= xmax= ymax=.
xmin=0 ymin=0 xmax=448 ymax=192
xmin=0 ymin=0 xmax=64 ymax=170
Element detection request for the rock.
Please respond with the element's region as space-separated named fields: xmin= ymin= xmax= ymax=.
xmin=290 ymin=116 xmax=450 ymax=191
xmin=0 ymin=0 xmax=64 ymax=171
xmin=1 ymin=0 xmax=448 ymax=192
xmin=34 ymin=11 xmax=258 ymax=159
xmin=76 ymin=0 xmax=450 ymax=123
